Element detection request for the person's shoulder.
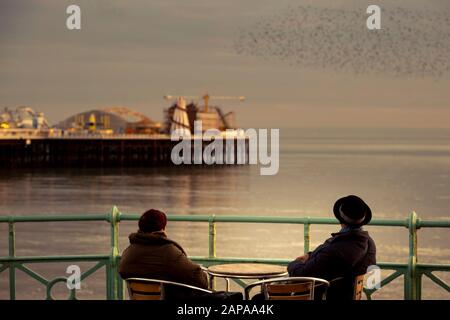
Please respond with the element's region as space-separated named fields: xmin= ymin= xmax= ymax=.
xmin=334 ymin=229 xmax=370 ymax=240
xmin=162 ymin=238 xmax=187 ymax=257
xmin=359 ymin=229 xmax=376 ymax=244
xmin=330 ymin=230 xmax=371 ymax=252
xmin=367 ymin=232 xmax=377 ymax=248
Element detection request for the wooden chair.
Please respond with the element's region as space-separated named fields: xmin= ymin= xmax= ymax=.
xmin=329 ymin=274 xmax=366 ymax=300
xmin=125 ymin=278 xmax=213 ymax=300
xmin=244 ymin=277 xmax=329 ymax=300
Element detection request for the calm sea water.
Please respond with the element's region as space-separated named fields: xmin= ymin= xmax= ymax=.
xmin=0 ymin=128 xmax=449 ymax=299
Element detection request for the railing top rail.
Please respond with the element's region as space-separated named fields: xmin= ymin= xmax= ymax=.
xmin=0 ymin=213 xmax=449 ymax=228
xmin=0 ymin=214 xmax=109 ymax=223
xmin=0 ymin=254 xmax=110 ymax=263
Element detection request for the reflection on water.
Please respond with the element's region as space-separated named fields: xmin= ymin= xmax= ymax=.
xmin=0 ymin=128 xmax=449 ymax=299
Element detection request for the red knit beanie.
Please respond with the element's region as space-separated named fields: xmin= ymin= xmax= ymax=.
xmin=138 ymin=209 xmax=167 ymax=232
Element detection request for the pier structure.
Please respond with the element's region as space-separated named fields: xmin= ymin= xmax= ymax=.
xmin=0 ymin=129 xmax=249 ymax=168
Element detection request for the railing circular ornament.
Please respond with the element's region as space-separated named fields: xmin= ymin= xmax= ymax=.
xmin=46 ymin=277 xmax=76 ymax=300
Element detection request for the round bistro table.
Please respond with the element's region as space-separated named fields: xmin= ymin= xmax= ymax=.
xmin=207 ymin=263 xmax=288 ymax=292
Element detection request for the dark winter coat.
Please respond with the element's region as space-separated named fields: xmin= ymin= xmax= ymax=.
xmin=288 ymin=228 xmax=376 ymax=300
xmin=119 ymin=231 xmax=208 ymax=299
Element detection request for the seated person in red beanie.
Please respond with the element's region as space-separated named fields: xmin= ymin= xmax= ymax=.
xmin=119 ymin=209 xmax=208 ymax=299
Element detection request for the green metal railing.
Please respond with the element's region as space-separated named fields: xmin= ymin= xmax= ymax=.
xmin=0 ymin=207 xmax=449 ymax=300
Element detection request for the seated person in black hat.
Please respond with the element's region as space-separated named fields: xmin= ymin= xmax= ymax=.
xmin=288 ymin=195 xmax=377 ymax=300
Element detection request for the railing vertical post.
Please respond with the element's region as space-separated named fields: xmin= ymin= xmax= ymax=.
xmin=304 ymin=219 xmax=310 ymax=254
xmin=107 ymin=206 xmax=121 ymax=300
xmin=208 ymin=215 xmax=217 ymax=259
xmin=415 ymin=271 xmax=422 ymax=300
xmin=208 ymin=215 xmax=217 ymax=290
xmin=406 ymin=211 xmax=419 ymax=300
xmin=8 ymin=221 xmax=16 ymax=300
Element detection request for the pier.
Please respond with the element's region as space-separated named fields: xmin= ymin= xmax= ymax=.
xmin=0 ymin=131 xmax=249 ymax=168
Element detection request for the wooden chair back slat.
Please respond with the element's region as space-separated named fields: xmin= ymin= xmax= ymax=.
xmin=269 ymin=294 xmax=311 ymax=300
xmin=129 ymin=282 xmax=161 ymax=293
xmin=266 ymin=282 xmax=312 ymax=294
xmin=353 ymin=274 xmax=365 ymax=300
xmin=126 ymin=278 xmax=213 ymax=300
xmin=127 ymin=281 xmax=162 ymax=300
xmin=131 ymin=293 xmax=161 ymax=300
xmin=265 ymin=281 xmax=314 ymax=300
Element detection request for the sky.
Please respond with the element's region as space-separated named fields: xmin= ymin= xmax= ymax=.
xmin=1 ymin=0 xmax=450 ymax=129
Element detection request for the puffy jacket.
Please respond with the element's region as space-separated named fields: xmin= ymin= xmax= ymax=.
xmin=119 ymin=230 xmax=208 ymax=299
xmin=288 ymin=228 xmax=376 ymax=300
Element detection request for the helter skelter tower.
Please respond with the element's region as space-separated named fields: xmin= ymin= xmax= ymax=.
xmin=170 ymin=97 xmax=191 ymax=136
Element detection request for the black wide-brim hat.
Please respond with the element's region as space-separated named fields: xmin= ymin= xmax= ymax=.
xmin=333 ymin=195 xmax=372 ymax=227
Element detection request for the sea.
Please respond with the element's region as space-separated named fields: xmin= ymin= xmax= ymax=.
xmin=0 ymin=127 xmax=449 ymax=299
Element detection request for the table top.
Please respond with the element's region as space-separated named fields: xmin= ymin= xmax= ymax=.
xmin=207 ymin=263 xmax=288 ymax=279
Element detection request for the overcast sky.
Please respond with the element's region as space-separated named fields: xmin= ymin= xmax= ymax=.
xmin=1 ymin=0 xmax=450 ymax=128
